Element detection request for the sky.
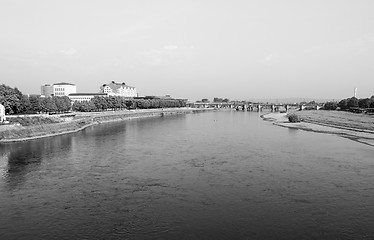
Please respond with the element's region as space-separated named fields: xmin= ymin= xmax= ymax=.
xmin=0 ymin=0 xmax=373 ymax=101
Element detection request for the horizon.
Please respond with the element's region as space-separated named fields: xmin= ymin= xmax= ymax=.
xmin=1 ymin=0 xmax=373 ymax=100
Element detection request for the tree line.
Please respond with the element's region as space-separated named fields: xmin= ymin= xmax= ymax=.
xmin=324 ymin=96 xmax=374 ymax=110
xmin=1 ymin=84 xmax=187 ymax=114
xmin=0 ymin=84 xmax=71 ymax=114
xmin=72 ymin=96 xmax=186 ymax=112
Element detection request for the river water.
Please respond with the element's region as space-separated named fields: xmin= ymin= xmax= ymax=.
xmin=1 ymin=111 xmax=374 ymax=240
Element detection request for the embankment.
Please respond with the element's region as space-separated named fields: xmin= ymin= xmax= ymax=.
xmin=0 ymin=108 xmax=214 ymax=143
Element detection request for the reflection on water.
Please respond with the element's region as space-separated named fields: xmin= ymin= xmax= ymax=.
xmin=0 ymin=135 xmax=72 ymax=190
xmin=0 ymin=111 xmax=374 ymax=240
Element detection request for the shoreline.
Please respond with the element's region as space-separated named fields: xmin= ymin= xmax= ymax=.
xmin=0 ymin=108 xmax=215 ymax=143
xmin=261 ymin=112 xmax=374 ymax=147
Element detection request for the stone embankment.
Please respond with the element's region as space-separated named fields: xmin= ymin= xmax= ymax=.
xmin=0 ymin=108 xmax=214 ymax=143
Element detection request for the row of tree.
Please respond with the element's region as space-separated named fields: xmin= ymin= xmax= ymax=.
xmin=1 ymin=84 xmax=72 ymax=114
xmin=197 ymin=97 xmax=230 ymax=103
xmin=1 ymin=84 xmax=188 ymax=115
xmin=324 ymin=96 xmax=374 ymax=110
xmin=72 ymin=96 xmax=187 ymax=112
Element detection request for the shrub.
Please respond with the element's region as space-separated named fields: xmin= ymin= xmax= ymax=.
xmin=287 ymin=113 xmax=301 ymax=123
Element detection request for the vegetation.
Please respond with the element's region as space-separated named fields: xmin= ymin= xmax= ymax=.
xmin=287 ymin=113 xmax=301 ymax=123
xmin=72 ymin=96 xmax=186 ymax=112
xmin=7 ymin=116 xmax=60 ymax=126
xmin=1 ymin=84 xmax=71 ymax=114
xmin=295 ymin=110 xmax=374 ymax=132
xmin=337 ymin=96 xmax=374 ymax=111
xmin=1 ymin=84 xmax=187 ymax=115
xmin=213 ymin=97 xmax=230 ymax=103
xmin=323 ymin=101 xmax=338 ymax=110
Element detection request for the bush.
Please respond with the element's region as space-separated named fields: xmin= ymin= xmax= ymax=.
xmin=287 ymin=113 xmax=301 ymax=123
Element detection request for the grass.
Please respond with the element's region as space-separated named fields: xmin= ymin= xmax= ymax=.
xmin=0 ymin=118 xmax=91 ymax=140
xmin=0 ymin=108 xmax=210 ymax=141
xmin=295 ymin=110 xmax=374 ymax=131
xmin=7 ymin=116 xmax=61 ymax=126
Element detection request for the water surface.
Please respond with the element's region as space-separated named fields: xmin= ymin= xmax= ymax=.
xmin=1 ymin=111 xmax=374 ymax=239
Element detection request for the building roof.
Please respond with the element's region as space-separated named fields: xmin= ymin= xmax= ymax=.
xmin=69 ymin=93 xmax=107 ymax=96
xmin=102 ymin=81 xmax=135 ymax=90
xmin=53 ymin=82 xmax=76 ymax=86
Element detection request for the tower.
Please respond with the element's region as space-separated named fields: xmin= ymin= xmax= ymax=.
xmin=354 ymin=87 xmax=357 ymax=98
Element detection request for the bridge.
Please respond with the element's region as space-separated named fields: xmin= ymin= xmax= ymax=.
xmin=187 ymin=102 xmax=322 ymax=112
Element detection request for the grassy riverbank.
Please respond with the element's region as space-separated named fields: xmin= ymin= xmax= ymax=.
xmin=0 ymin=108 xmax=214 ymax=143
xmin=262 ymin=111 xmax=374 ymax=146
xmin=294 ymin=110 xmax=374 ymax=132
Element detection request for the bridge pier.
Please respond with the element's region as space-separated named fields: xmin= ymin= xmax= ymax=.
xmin=257 ymin=104 xmax=262 ymax=112
xmin=285 ymin=105 xmax=289 ymax=112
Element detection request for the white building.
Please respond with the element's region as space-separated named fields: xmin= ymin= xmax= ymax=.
xmin=53 ymin=82 xmax=77 ymax=96
xmin=100 ymin=81 xmax=137 ymax=97
xmin=68 ymin=93 xmax=108 ymax=102
xmin=0 ymin=103 xmax=6 ymax=122
xmin=41 ymin=82 xmax=77 ymax=97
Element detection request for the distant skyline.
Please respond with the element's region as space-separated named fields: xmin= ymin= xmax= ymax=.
xmin=1 ymin=0 xmax=373 ymax=101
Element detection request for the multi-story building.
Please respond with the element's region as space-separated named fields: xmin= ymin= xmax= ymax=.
xmin=41 ymin=82 xmax=77 ymax=97
xmin=68 ymin=93 xmax=108 ymax=102
xmin=53 ymin=82 xmax=77 ymax=96
xmin=100 ymin=81 xmax=137 ymax=98
xmin=41 ymin=84 xmax=53 ymax=97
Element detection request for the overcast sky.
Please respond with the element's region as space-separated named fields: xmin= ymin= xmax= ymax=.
xmin=1 ymin=0 xmax=373 ymax=101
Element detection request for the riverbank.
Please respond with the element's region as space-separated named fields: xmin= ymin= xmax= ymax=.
xmin=262 ymin=111 xmax=374 ymax=147
xmin=0 ymin=108 xmax=215 ymax=143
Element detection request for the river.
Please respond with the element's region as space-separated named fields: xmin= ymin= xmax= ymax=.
xmin=1 ymin=110 xmax=374 ymax=239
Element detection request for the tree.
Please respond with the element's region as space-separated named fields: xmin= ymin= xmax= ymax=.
xmin=358 ymin=98 xmax=371 ymax=108
xmin=370 ymin=100 xmax=374 ymax=108
xmin=92 ymin=97 xmax=109 ymax=111
xmin=53 ymin=97 xmax=64 ymax=113
xmin=338 ymin=99 xmax=348 ymax=110
xmin=323 ymin=101 xmax=338 ymax=110
xmin=347 ymin=97 xmax=359 ymax=109
xmin=43 ymin=97 xmax=57 ymax=113
xmin=201 ymin=98 xmax=209 ymax=103
xmin=29 ymin=95 xmax=42 ymax=113
xmin=19 ymin=95 xmax=32 ymax=113
xmin=61 ymin=96 xmax=72 ymax=112
xmin=0 ymin=84 xmax=23 ymax=114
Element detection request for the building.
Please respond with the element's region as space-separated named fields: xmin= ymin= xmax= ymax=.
xmin=53 ymin=82 xmax=77 ymax=96
xmin=100 ymin=81 xmax=137 ymax=97
xmin=41 ymin=84 xmax=53 ymax=97
xmin=41 ymin=82 xmax=77 ymax=97
xmin=68 ymin=93 xmax=108 ymax=102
